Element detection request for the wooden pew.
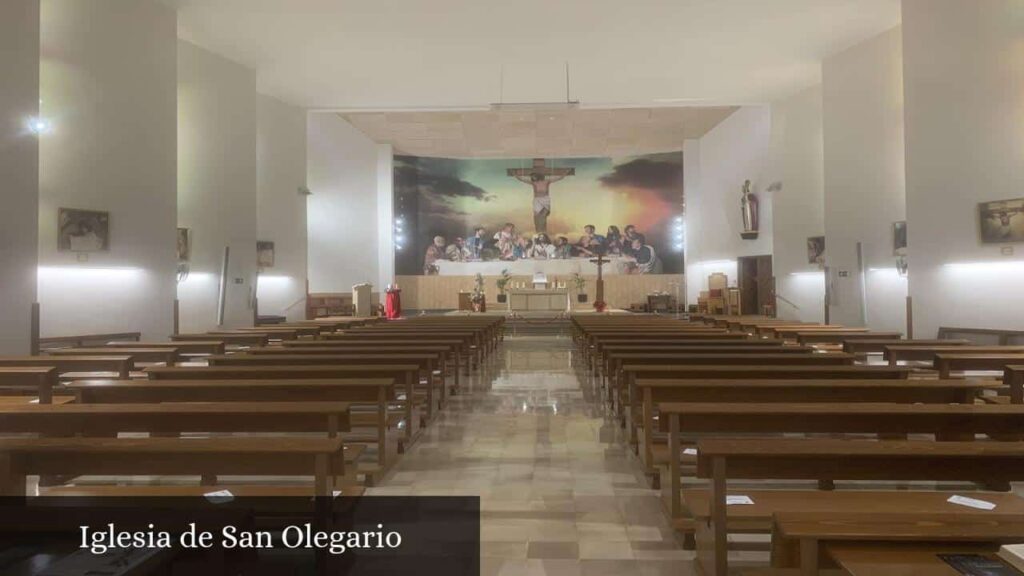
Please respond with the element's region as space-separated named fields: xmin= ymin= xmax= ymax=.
xmin=635 ymin=378 xmax=1000 ymax=486
xmin=773 ymin=512 xmax=1024 ymax=575
xmin=146 ymin=364 xmax=421 ymax=445
xmin=66 ymin=378 xmax=395 ymax=474
xmin=1007 ymin=365 xmax=1024 ymax=403
xmin=0 ymin=367 xmax=59 ymax=404
xmin=660 ymin=402 xmax=1023 ymax=519
xmin=322 ymin=331 xmax=480 ymax=367
xmin=607 ymin=351 xmax=849 ymax=415
xmin=47 ymin=347 xmax=180 ymax=365
xmin=252 ymin=343 xmax=461 ymax=395
xmin=38 ymin=332 xmax=141 ymax=350
xmin=795 ymin=331 xmax=903 ymax=346
xmin=0 ymin=437 xmax=347 ymax=496
xmin=824 ymin=541 xmax=1012 ymax=576
xmin=205 ymin=353 xmax=446 ymax=412
xmin=885 ymin=345 xmax=1024 ymax=366
xmin=592 ymin=342 xmax=796 ymax=382
xmin=172 ymin=333 xmax=268 ymax=347
xmin=0 ymin=356 xmax=133 ymax=379
xmin=0 ymin=401 xmax=351 ymax=437
xmin=844 ymin=338 xmax=969 ymax=355
xmin=106 ymin=340 xmax=226 ymax=355
xmin=619 ymin=363 xmax=902 ymax=436
xmin=938 ymin=325 xmax=1024 ymax=345
xmin=763 ymin=326 xmax=868 ymax=339
xmin=934 ymin=353 xmax=1024 ymax=379
xmin=693 ymin=438 xmax=1024 ymax=576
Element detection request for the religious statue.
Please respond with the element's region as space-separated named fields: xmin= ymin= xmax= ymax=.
xmin=740 ymin=180 xmax=759 ymax=240
xmin=507 ymin=159 xmax=575 ymax=233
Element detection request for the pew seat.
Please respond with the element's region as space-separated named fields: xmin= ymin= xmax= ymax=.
xmin=40 ymin=484 xmax=367 ymax=497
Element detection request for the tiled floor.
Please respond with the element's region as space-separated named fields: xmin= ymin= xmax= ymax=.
xmin=366 ymin=335 xmax=697 ymax=576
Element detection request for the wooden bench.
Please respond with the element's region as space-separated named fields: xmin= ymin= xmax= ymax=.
xmin=323 ymin=332 xmax=482 ymax=370
xmin=65 ymin=378 xmax=395 ymax=473
xmin=934 ymin=353 xmax=1024 ymax=379
xmin=823 ymin=541 xmax=1010 ymax=576
xmin=661 ymin=402 xmax=1024 ymax=519
xmin=0 ymin=355 xmax=133 ymax=379
xmin=0 ymin=367 xmax=59 ymax=404
xmin=0 ymin=401 xmax=351 ymax=437
xmin=938 ymin=326 xmax=1024 ymax=345
xmin=773 ymin=512 xmax=1024 ymax=575
xmin=0 ymin=437 xmax=348 ymax=496
xmin=206 ymin=353 xmax=447 ymax=411
xmin=844 ymin=338 xmax=969 ymax=355
xmin=1007 ymin=365 xmax=1024 ymax=403
xmin=145 ymin=365 xmax=420 ymax=446
xmin=634 ymin=379 xmax=1001 ymax=485
xmin=693 ymin=438 xmax=1024 ymax=576
xmin=172 ymin=333 xmax=269 ymax=347
xmin=885 ymin=345 xmax=1024 ymax=367
xmin=619 ymin=365 xmax=911 ymax=439
xmin=38 ymin=331 xmax=141 ymax=350
xmin=106 ymin=340 xmax=226 ymax=355
xmin=47 ymin=347 xmax=181 ymax=365
xmin=608 ymin=352 xmax=850 ymax=416
xmin=795 ymin=331 xmax=903 ymax=346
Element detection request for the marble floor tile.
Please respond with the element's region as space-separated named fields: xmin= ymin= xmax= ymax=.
xmin=367 ymin=335 xmax=693 ymax=573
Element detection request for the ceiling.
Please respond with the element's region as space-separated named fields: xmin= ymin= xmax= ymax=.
xmin=341 ymin=106 xmax=738 ymax=158
xmin=163 ymin=0 xmax=901 ymax=110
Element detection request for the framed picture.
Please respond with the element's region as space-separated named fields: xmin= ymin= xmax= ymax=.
xmin=257 ymin=241 xmax=275 ymax=268
xmin=58 ymin=208 xmax=109 ymax=252
xmin=979 ymin=198 xmax=1024 ymax=244
xmin=806 ymin=236 xmax=825 ymax=266
xmin=893 ymin=221 xmax=907 ymax=255
xmin=176 ymin=228 xmax=191 ymax=262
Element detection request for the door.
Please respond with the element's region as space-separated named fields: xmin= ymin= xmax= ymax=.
xmin=737 ymin=255 xmax=774 ymax=316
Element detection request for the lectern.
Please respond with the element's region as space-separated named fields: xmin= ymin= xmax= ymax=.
xmin=532 ymin=272 xmax=548 ymax=289
xmin=352 ymin=283 xmax=373 ymax=317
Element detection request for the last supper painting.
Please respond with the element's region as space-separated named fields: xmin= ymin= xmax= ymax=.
xmin=393 ymin=152 xmax=684 ymax=276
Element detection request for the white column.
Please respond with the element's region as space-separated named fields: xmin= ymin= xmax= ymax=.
xmin=0 ymin=0 xmax=39 ymax=353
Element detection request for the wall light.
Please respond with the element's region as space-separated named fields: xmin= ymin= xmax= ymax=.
xmin=789 ymin=270 xmax=824 ymax=277
xmin=944 ymin=260 xmax=1024 ymax=273
xmin=257 ymin=275 xmax=293 ymax=284
xmin=38 ymin=266 xmax=143 ymax=279
xmin=26 ymin=117 xmax=52 ymax=135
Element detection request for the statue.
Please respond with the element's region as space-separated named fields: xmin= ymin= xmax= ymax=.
xmin=740 ymin=180 xmax=759 ymax=240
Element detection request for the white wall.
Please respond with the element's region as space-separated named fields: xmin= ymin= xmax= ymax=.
xmin=769 ymin=85 xmax=827 ymax=323
xmin=307 ymin=113 xmax=381 ymax=294
xmin=0 ymin=0 xmax=39 ymax=353
xmin=177 ymin=40 xmax=258 ymax=332
xmin=684 ymin=106 xmax=773 ymax=304
xmin=256 ymin=95 xmax=308 ymax=321
xmin=902 ymin=0 xmax=1024 ymax=336
xmin=38 ymin=0 xmax=178 ymax=340
xmin=822 ymin=27 xmax=908 ymax=332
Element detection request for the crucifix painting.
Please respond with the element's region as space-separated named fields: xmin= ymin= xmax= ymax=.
xmin=507 ymin=158 xmax=575 ymax=233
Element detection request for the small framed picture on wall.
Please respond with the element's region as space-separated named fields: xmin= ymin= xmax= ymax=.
xmin=58 ymin=208 xmax=110 ymax=252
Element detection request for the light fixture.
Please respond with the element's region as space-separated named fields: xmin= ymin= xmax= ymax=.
xmin=27 ymin=116 xmax=51 ymax=135
xmin=944 ymin=260 xmax=1024 ymax=273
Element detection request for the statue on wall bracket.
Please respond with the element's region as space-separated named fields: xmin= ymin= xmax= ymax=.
xmin=740 ymin=180 xmax=759 ymax=240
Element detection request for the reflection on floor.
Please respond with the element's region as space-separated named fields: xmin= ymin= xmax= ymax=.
xmin=367 ymin=335 xmax=696 ymax=576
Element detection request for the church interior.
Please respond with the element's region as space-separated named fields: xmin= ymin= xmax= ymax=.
xmin=3 ymin=0 xmax=1024 ymax=574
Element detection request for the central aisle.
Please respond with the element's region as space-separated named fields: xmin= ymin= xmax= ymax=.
xmin=367 ymin=335 xmax=694 ymax=576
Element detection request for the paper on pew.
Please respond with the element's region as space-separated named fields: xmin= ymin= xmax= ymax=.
xmin=683 ymin=448 xmax=697 ymax=456
xmin=204 ymin=489 xmax=235 ymax=504
xmin=947 ymin=495 xmax=996 ymax=510
xmin=726 ymin=495 xmax=754 ymax=506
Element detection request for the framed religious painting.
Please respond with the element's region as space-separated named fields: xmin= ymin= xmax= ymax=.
xmin=979 ymin=198 xmax=1024 ymax=244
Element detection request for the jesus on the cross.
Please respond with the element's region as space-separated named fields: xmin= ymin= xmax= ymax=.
xmin=507 ymin=158 xmax=575 ymax=233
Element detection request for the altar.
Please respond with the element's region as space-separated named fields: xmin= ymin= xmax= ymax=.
xmin=507 ymin=289 xmax=570 ymax=312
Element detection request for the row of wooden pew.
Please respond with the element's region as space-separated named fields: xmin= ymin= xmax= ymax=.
xmin=572 ymin=312 xmax=1024 ymax=576
xmin=0 ymin=315 xmax=504 ymax=501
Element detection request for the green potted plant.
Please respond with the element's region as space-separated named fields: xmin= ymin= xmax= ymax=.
xmin=495 ymin=269 xmax=511 ymax=303
xmin=572 ymin=273 xmax=588 ymax=303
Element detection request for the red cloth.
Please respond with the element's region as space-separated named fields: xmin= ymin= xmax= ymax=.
xmin=385 ymin=290 xmax=402 ymax=320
